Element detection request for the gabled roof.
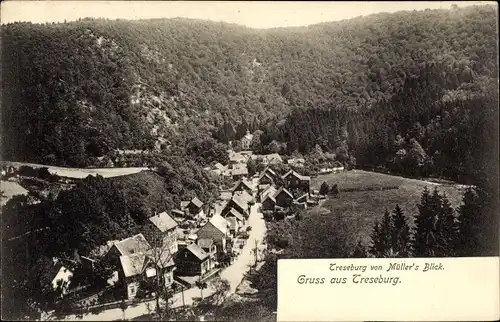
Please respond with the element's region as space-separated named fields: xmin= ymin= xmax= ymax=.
xmin=227 ymin=208 xmax=244 ymax=221
xmin=190 ymin=197 xmax=203 ymax=208
xmin=258 ymin=172 xmax=274 ymax=182
xmin=220 ymin=191 xmax=233 ymax=200
xmin=252 ymin=153 xmax=283 ymax=163
xmin=209 ymin=214 xmax=228 ymax=235
xmin=281 ymin=170 xmax=311 ymax=181
xmin=120 ymin=253 xmax=147 ymax=278
xmin=197 ymin=238 xmax=214 ymax=249
xmin=226 ymin=217 xmax=239 ymax=230
xmin=261 ymin=185 xmax=277 ymax=200
xmin=233 ymin=190 xmax=253 ymax=204
xmin=273 ymin=186 xmax=294 ymax=199
xmin=114 ymin=234 xmax=151 ymax=256
xmin=232 ymin=179 xmax=253 ymax=192
xmin=180 ymin=201 xmax=190 ymax=209
xmin=230 ymin=163 xmax=248 ymax=176
xmin=185 ymin=243 xmax=209 ymax=261
xmin=229 ymin=195 xmax=249 ymax=212
xmin=296 ymin=193 xmax=309 ymax=203
xmin=214 ymin=162 xmax=227 ymax=171
xmin=120 ymin=249 xmax=175 ymax=278
xmin=263 ymin=167 xmax=277 ymax=177
xmin=262 ymin=193 xmax=276 ymax=203
xmin=171 ymin=209 xmax=185 ymax=217
xmin=148 ymin=212 xmax=178 ymax=232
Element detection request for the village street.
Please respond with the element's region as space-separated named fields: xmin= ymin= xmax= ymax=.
xmin=58 ymin=203 xmax=267 ymax=321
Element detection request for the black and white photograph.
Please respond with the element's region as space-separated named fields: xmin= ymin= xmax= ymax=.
xmin=1 ymin=1 xmax=498 ymax=321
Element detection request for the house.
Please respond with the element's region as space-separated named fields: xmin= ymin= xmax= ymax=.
xmin=222 ymin=207 xmax=245 ymax=230
xmin=171 ymin=209 xmax=186 ymax=222
xmin=196 ymin=215 xmax=229 ymax=256
xmin=258 ymin=184 xmax=271 ymax=196
xmin=261 ymin=185 xmax=277 ymax=211
xmin=228 ymin=151 xmax=248 ymax=164
xmin=251 ymin=153 xmax=283 ymax=165
xmin=207 ymin=162 xmax=229 ymax=177
xmin=274 ymin=187 xmax=294 ymax=208
xmin=103 ymin=234 xmax=175 ymax=300
xmin=197 ymin=238 xmax=217 ymax=270
xmin=231 ymin=179 xmax=254 ymax=195
xmin=174 ymin=244 xmax=210 ymax=277
xmin=260 ymin=185 xmax=277 ymax=203
xmin=233 ymin=190 xmax=254 ymax=206
xmin=119 ymin=250 xmax=175 ymax=299
xmin=38 ymin=257 xmax=74 ymax=296
xmin=221 ymin=196 xmax=249 ymax=219
xmin=181 ymin=197 xmax=205 ymax=219
xmin=294 ymin=193 xmax=312 ymax=209
xmin=226 ymin=217 xmax=240 ymax=237
xmin=258 ymin=172 xmax=275 ymax=186
xmin=230 ymin=163 xmax=249 ymax=180
xmin=219 ymin=190 xmax=233 ymax=201
xmin=282 ymin=170 xmax=311 ymax=192
xmin=144 ymin=212 xmax=179 ymax=254
xmin=241 ymin=130 xmax=254 ymax=150
xmin=287 ymin=158 xmax=305 ymax=168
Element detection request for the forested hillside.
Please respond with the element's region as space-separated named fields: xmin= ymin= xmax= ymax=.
xmin=1 ymin=5 xmax=497 ymax=168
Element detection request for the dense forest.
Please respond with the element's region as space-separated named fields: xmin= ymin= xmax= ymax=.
xmin=1 ymin=5 xmax=498 ymax=170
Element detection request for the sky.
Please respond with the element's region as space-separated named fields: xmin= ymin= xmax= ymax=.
xmin=1 ymin=1 xmax=496 ymax=28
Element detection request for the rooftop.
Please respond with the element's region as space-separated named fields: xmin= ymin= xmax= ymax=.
xmin=148 ymin=212 xmax=178 ymax=232
xmin=114 ymin=234 xmax=151 ymax=256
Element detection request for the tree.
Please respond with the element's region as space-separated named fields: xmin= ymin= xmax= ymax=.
xmin=391 ymin=204 xmax=411 ymax=257
xmin=330 ymin=184 xmax=339 ymax=196
xmin=351 ymin=240 xmax=369 ymax=258
xmin=434 ymin=192 xmax=459 ymax=256
xmin=457 ymin=187 xmax=481 ymax=256
xmin=195 ymin=279 xmax=208 ymax=300
xmin=319 ymin=181 xmax=330 ymax=195
xmin=370 ymin=210 xmax=393 ymax=257
xmin=413 ymin=186 xmax=437 ymax=257
xmin=266 ymin=140 xmax=281 ymax=154
xmin=405 ymin=138 xmax=427 ymax=176
xmin=140 ymin=228 xmax=177 ymax=321
xmin=195 ymin=278 xmax=231 ymax=318
xmin=250 ymin=130 xmax=263 ymax=153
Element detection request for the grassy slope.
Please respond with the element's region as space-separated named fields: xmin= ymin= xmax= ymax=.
xmin=311 ymin=170 xmax=465 ymax=245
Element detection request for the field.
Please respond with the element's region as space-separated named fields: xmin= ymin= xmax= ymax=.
xmin=0 ymin=180 xmax=29 ymax=206
xmin=1 ymin=161 xmax=148 ymax=179
xmin=310 ymin=170 xmax=467 ymax=246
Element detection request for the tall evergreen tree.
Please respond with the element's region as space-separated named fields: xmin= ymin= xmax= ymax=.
xmin=391 ymin=204 xmax=411 ymax=257
xmin=457 ymin=187 xmax=481 ymax=256
xmin=434 ymin=192 xmax=459 ymax=256
xmin=414 ymin=186 xmax=437 ymax=257
xmin=370 ymin=210 xmax=393 ymax=257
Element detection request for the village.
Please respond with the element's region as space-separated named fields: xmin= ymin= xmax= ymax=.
xmin=3 ymin=138 xmax=345 ymax=321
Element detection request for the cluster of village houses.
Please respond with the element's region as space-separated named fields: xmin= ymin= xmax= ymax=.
xmin=23 ymin=147 xmax=341 ymax=310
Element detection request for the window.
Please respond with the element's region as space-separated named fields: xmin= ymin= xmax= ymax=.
xmin=129 ymin=284 xmax=137 ymax=297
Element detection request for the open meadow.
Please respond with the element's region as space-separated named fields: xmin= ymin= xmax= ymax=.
xmin=1 ymin=161 xmax=148 ymax=179
xmin=310 ymin=170 xmax=467 ymax=246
